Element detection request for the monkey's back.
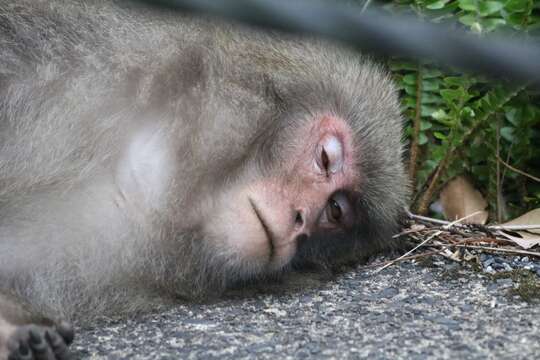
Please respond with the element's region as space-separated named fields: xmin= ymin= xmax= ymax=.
xmin=0 ymin=1 xmax=203 ymax=196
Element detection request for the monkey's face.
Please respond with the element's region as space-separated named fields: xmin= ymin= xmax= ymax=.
xmin=203 ymin=114 xmax=360 ymax=276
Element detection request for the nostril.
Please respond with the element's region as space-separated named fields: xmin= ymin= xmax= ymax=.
xmin=294 ymin=211 xmax=304 ymax=227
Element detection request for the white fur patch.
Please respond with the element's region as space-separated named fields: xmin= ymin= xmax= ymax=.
xmin=116 ymin=125 xmax=172 ymax=209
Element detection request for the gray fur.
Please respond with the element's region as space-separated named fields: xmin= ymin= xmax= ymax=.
xmin=0 ymin=0 xmax=409 ymax=325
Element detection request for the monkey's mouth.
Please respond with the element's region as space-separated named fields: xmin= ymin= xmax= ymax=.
xmin=248 ymin=197 xmax=275 ymax=258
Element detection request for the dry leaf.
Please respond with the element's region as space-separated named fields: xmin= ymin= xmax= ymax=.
xmin=439 ymin=176 xmax=488 ymax=224
xmin=498 ymin=208 xmax=540 ymax=249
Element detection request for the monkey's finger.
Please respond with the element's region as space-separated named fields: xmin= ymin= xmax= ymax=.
xmin=55 ymin=322 xmax=74 ymax=345
xmin=14 ymin=342 xmax=32 ymax=360
xmin=45 ymin=331 xmax=72 ymax=360
xmin=29 ymin=329 xmax=55 ymax=360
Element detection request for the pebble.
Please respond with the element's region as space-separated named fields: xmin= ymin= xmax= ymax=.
xmin=479 ymin=254 xmax=540 ymax=277
xmin=380 ymin=287 xmax=399 ymax=299
xmin=496 ymin=278 xmax=513 ymax=286
xmin=483 ymin=258 xmax=495 ymax=267
xmin=503 ymin=263 xmax=513 ymax=271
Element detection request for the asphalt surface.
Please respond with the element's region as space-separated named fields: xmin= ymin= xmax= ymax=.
xmin=73 ymin=256 xmax=540 ymax=359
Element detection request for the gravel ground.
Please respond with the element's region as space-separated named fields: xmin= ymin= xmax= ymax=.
xmin=73 ymin=255 xmax=540 ymax=359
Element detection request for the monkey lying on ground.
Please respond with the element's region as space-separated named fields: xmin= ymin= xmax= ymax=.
xmin=0 ymin=1 xmax=409 ymax=359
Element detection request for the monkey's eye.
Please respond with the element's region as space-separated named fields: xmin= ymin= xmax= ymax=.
xmin=327 ymin=198 xmax=342 ymax=223
xmin=316 ymin=135 xmax=344 ymax=176
xmin=324 ymin=192 xmax=351 ymax=226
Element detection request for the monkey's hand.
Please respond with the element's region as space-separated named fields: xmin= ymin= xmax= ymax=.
xmin=6 ymin=322 xmax=74 ymax=360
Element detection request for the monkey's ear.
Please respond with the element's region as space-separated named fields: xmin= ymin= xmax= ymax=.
xmin=148 ymin=46 xmax=209 ymax=108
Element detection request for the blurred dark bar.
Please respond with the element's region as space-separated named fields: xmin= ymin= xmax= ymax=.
xmin=138 ymin=0 xmax=540 ymax=85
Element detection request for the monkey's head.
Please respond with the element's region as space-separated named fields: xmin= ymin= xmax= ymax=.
xmin=168 ymin=37 xmax=409 ymax=293
xmin=145 ymin=31 xmax=409 ymax=297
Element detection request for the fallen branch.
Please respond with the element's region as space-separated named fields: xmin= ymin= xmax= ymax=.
xmin=426 ymin=243 xmax=540 ymax=258
xmin=376 ymin=211 xmax=483 ymax=273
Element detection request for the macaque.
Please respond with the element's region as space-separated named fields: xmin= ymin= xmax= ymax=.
xmin=0 ymin=1 xmax=409 ymax=359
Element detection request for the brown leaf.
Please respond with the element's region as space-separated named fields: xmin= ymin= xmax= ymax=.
xmin=439 ymin=176 xmax=488 ymax=224
xmin=499 ymin=208 xmax=540 ymax=249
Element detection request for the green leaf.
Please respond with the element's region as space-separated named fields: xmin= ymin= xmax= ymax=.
xmin=458 ymin=0 xmax=478 ymax=11
xmin=422 ymin=68 xmax=444 ymax=78
xmin=482 ymin=18 xmax=506 ymax=32
xmin=421 ymin=120 xmax=433 ymax=130
xmin=431 ymin=109 xmax=450 ymax=121
xmin=418 ymin=132 xmax=429 ymax=145
xmin=422 ymin=105 xmax=439 ymax=116
xmin=478 ymin=1 xmax=504 ymax=16
xmin=403 ymin=97 xmax=417 ymax=109
xmin=421 ymin=92 xmax=443 ymax=104
xmin=422 ymin=79 xmax=440 ymax=92
xmin=506 ymin=12 xmax=528 ymax=27
xmin=440 ymin=89 xmax=463 ymax=103
xmin=405 ymin=125 xmax=413 ymax=136
xmin=505 ymin=0 xmax=529 ymax=13
xmin=443 ymin=76 xmax=469 ymax=87
xmin=461 ymin=106 xmax=476 ymax=118
xmin=505 ymin=107 xmax=520 ymax=126
xmin=402 ymin=74 xmax=417 ymax=85
xmin=459 ymin=14 xmax=477 ymax=26
xmin=404 ymin=85 xmax=417 ymax=96
xmin=471 ymin=22 xmax=483 ymax=33
xmin=500 ymin=127 xmax=515 ymax=142
xmin=434 ymin=131 xmax=447 ymax=140
xmin=426 ymin=0 xmax=451 ymax=10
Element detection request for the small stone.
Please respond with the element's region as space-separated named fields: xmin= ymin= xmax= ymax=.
xmin=483 ymin=258 xmax=495 ymax=267
xmin=433 ymin=317 xmax=460 ymax=330
xmin=522 ymin=257 xmax=529 ymax=262
xmin=379 ymin=287 xmax=399 ymax=299
xmin=496 ymin=278 xmax=513 ymax=286
xmin=503 ymin=263 xmax=513 ymax=271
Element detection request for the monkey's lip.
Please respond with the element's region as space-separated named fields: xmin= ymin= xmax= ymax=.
xmin=248 ymin=197 xmax=276 ymax=257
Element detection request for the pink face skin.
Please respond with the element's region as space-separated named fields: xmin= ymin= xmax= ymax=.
xmin=205 ymin=115 xmax=359 ymax=274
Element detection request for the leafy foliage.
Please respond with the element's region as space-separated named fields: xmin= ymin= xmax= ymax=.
xmin=371 ymin=0 xmax=540 ymax=220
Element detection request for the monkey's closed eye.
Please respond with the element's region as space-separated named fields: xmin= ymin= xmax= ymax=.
xmin=316 ymin=136 xmax=344 ymax=176
xmin=321 ymin=148 xmax=330 ymax=174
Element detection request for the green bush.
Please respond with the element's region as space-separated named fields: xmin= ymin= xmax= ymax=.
xmin=365 ymin=0 xmax=540 ymax=220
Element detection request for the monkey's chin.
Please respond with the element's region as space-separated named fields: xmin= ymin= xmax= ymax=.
xmin=217 ymin=241 xmax=297 ymax=281
xmin=227 ymin=241 xmax=297 ymax=276
xmin=266 ymin=242 xmax=297 ymax=272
